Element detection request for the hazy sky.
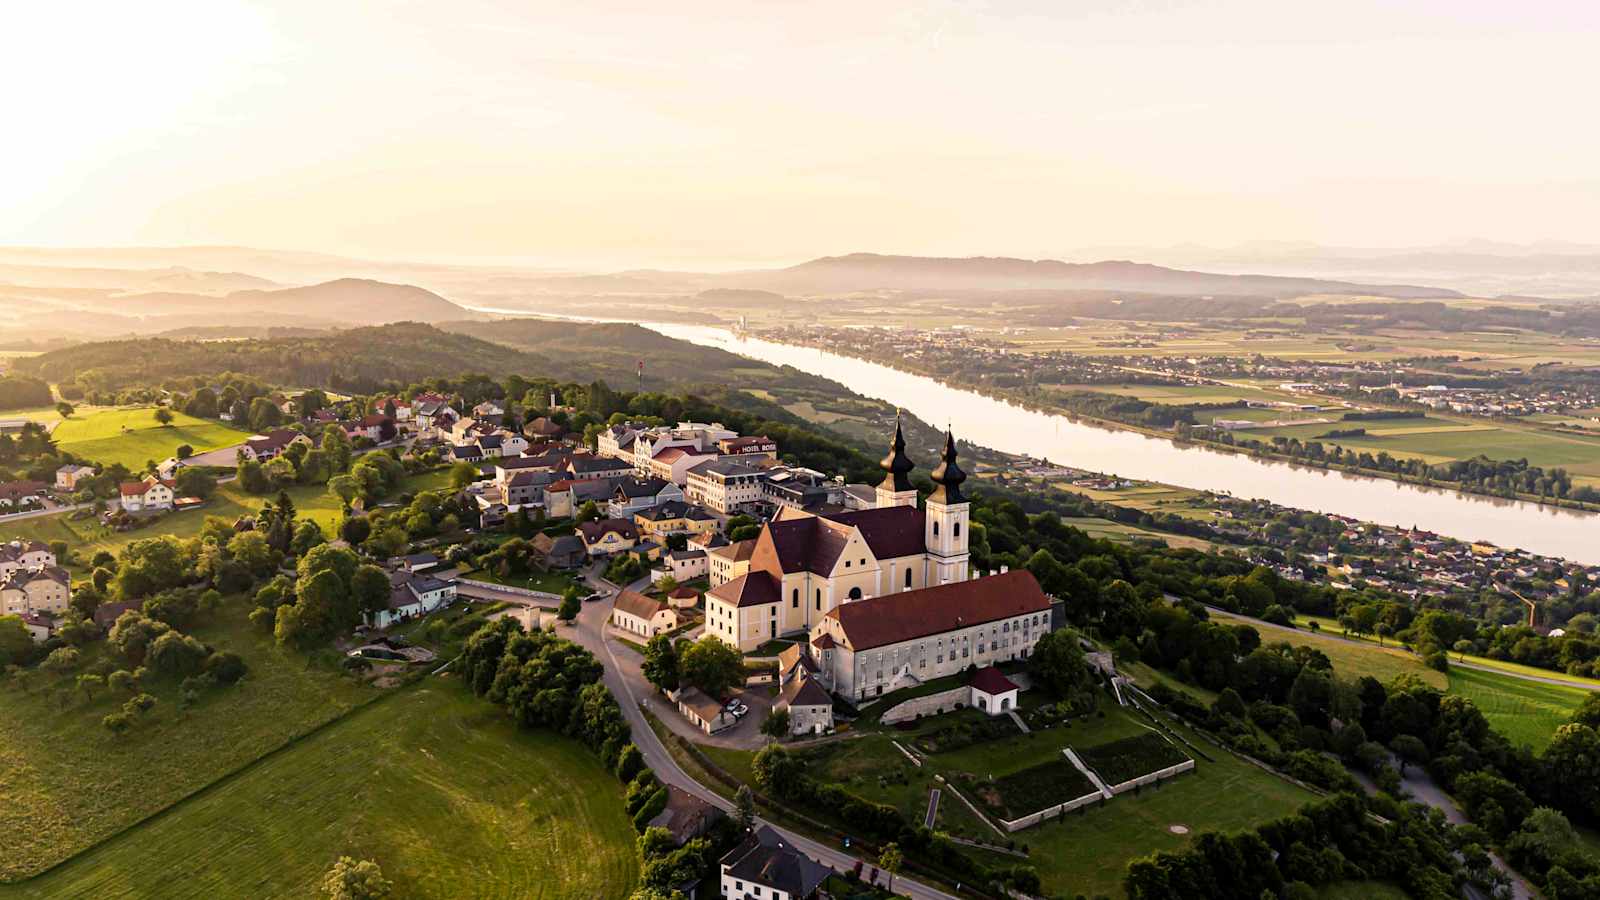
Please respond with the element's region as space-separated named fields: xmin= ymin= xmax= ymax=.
xmin=5 ymin=1 xmax=1599 ymax=268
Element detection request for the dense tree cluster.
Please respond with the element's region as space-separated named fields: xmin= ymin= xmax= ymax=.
xmin=1125 ymin=794 xmax=1473 ymax=899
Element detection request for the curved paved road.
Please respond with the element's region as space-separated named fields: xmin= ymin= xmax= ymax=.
xmin=563 ymin=584 xmax=962 ymax=900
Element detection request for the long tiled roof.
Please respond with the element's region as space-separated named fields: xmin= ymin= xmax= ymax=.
xmin=613 ymin=589 xmax=667 ymax=620
xmin=823 ymin=570 xmax=1051 ymax=651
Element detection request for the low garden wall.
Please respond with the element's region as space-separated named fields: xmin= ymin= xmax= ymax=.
xmin=1104 ymin=758 xmax=1195 ymax=795
xmin=880 ymin=686 xmax=969 ymax=724
xmin=455 ymin=577 xmax=562 ymax=601
xmin=997 ymin=789 xmax=1105 ymax=833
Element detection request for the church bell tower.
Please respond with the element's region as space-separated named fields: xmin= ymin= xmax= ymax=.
xmin=874 ymin=416 xmax=919 ymax=509
xmin=925 ymin=430 xmax=970 ymax=584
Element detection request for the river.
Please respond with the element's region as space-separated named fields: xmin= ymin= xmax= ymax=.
xmin=474 ymin=308 xmax=1600 ymax=563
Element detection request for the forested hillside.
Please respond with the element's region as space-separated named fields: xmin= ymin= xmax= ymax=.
xmin=17 ymin=324 xmax=547 ymax=394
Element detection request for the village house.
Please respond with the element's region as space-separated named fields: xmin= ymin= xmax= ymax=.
xmin=19 ymin=610 xmax=56 ymax=643
xmin=704 ymin=424 xmax=973 ymax=652
xmin=707 ymin=538 xmax=756 ymax=588
xmin=684 ymin=459 xmax=763 ymax=514
xmin=610 ymin=589 xmax=679 ymax=637
xmin=577 ymin=518 xmax=640 ymax=556
xmin=759 ymin=465 xmax=844 ymax=513
xmin=0 ymin=480 xmax=48 ymax=510
xmin=1 ymin=564 xmax=71 ymax=616
xmin=777 ymin=671 xmax=835 ymax=735
xmin=0 ymin=540 xmax=55 ymax=580
xmin=500 ymin=469 xmax=558 ymax=507
xmin=645 ymin=785 xmax=725 ymax=847
xmin=633 ymin=500 xmax=718 ymax=541
xmin=718 ymin=825 xmax=831 ymax=900
xmin=665 ymin=548 xmax=708 ymax=582
xmin=471 ymin=400 xmax=505 ymax=420
xmin=675 ymin=687 xmax=735 ymax=735
xmin=532 ymin=533 xmax=586 ymax=570
xmin=523 ymin=416 xmax=566 ymax=441
xmin=562 ymin=454 xmax=635 ymax=482
xmin=608 ymin=476 xmax=684 ymax=518
xmin=241 ymin=429 xmax=313 ymax=462
xmin=371 ymin=570 xmax=456 ymax=629
xmin=375 ymin=396 xmax=413 ymax=421
xmin=647 ymin=445 xmax=719 ymax=485
xmin=343 ymin=413 xmax=395 ymax=443
xmin=54 ymin=464 xmax=96 ymax=492
xmin=542 ymin=478 xmax=615 ymax=519
xmin=119 ymin=476 xmax=176 ymax=513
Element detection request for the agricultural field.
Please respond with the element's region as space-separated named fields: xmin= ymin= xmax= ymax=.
xmin=1243 ymin=414 xmax=1600 ymax=482
xmin=1058 ymin=515 xmax=1214 ymax=552
xmin=0 ymin=683 xmax=639 ymax=899
xmin=51 ymin=408 xmax=253 ymax=471
xmin=0 ymin=603 xmax=373 ymax=881
xmin=0 ymin=468 xmax=454 ymax=573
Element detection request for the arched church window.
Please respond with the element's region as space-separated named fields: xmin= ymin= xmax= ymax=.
xmin=848 ymin=586 xmax=862 ymax=601
xmin=904 ymin=568 xmax=912 ymax=588
xmin=932 ymin=521 xmax=939 ymax=536
xmin=954 ymin=522 xmax=961 ymax=538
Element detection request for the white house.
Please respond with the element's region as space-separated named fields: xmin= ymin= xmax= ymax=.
xmin=54 ymin=464 xmax=96 ymax=491
xmin=718 ymin=826 xmax=831 ymax=900
xmin=611 ymin=589 xmax=679 ymax=638
xmin=370 ymin=572 xmax=456 ymax=629
xmin=119 ymin=477 xmax=175 ymax=513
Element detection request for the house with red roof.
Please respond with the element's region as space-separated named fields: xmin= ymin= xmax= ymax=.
xmin=118 ymin=476 xmax=175 ymax=513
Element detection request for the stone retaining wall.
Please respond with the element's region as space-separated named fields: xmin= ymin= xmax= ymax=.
xmin=879 ymin=686 xmax=971 ymax=724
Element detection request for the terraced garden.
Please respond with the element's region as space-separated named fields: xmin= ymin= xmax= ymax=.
xmin=1076 ymin=732 xmax=1190 ymax=786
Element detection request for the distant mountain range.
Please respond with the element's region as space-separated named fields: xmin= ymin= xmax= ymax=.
xmin=710 ymin=253 xmax=1461 ymax=299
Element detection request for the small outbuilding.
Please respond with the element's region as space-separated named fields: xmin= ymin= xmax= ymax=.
xmin=969 ymin=665 xmax=1020 ymax=716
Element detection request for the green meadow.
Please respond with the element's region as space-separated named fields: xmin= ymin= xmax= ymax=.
xmin=51 ymin=407 xmax=253 ymax=471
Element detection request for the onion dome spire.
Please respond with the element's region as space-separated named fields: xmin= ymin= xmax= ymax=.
xmin=929 ymin=429 xmax=967 ymax=504
xmin=878 ymin=414 xmax=915 ymax=492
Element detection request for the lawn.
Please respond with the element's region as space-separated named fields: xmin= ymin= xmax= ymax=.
xmin=1076 ymin=733 xmax=1190 ymax=786
xmin=0 ymin=683 xmax=639 ymax=899
xmin=0 ymin=468 xmax=453 ymax=574
xmin=0 ymin=602 xmax=373 ymax=881
xmin=963 ymin=714 xmax=1315 ymax=899
xmin=51 ymin=407 xmax=253 ymax=470
xmin=461 ymin=566 xmax=581 ymax=596
xmin=1447 ymin=666 xmax=1588 ymax=751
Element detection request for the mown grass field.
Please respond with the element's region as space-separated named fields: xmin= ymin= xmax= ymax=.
xmin=0 ymin=683 xmax=639 ymax=899
xmin=955 ymin=708 xmax=1314 ymax=898
xmin=51 ymin=407 xmax=253 ymax=470
xmin=1447 ymin=666 xmax=1588 ymax=750
xmin=0 ymin=468 xmax=453 ymax=573
xmin=0 ymin=603 xmax=373 ymax=881
xmin=703 ymin=699 xmax=1314 ymax=899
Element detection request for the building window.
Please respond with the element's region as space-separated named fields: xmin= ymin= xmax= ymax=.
xmin=791 ymin=588 xmax=798 ymax=608
xmin=844 ymin=560 xmax=850 ymax=568
xmin=1003 ymin=622 xmax=1010 ymax=633
xmin=815 ymin=589 xmax=822 ymax=610
xmin=904 ymin=569 xmax=912 ymax=588
xmin=932 ymin=520 xmax=939 ymax=536
xmin=954 ymin=521 xmax=961 ymax=538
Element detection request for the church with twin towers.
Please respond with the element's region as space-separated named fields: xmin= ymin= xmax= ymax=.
xmin=705 ymin=420 xmax=1054 ymax=702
